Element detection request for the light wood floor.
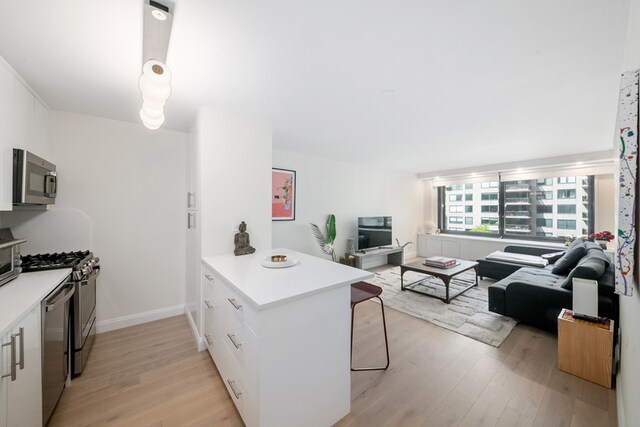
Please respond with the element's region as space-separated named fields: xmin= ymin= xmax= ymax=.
xmin=49 ymin=306 xmax=617 ymax=427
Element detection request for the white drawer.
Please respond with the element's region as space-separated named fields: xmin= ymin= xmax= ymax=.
xmin=216 ymin=335 xmax=258 ymax=425
xmin=218 ymin=303 xmax=259 ymax=388
xmin=212 ymin=273 xmax=259 ymax=335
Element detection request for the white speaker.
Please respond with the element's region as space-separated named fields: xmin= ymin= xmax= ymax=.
xmin=572 ymin=278 xmax=599 ymax=317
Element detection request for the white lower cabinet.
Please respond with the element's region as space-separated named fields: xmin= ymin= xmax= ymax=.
xmin=1 ymin=304 xmax=42 ymax=427
xmin=201 ymin=257 xmax=353 ymax=427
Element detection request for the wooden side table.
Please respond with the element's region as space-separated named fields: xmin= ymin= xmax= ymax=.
xmin=557 ymin=308 xmax=614 ymax=388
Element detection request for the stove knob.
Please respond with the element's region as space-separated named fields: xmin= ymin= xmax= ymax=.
xmin=94 ymin=257 xmax=100 ymax=264
xmin=14 ymin=258 xmax=22 ymax=266
xmin=82 ymin=267 xmax=89 ymax=276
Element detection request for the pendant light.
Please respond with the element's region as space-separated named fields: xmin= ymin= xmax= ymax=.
xmin=139 ymin=1 xmax=173 ymax=130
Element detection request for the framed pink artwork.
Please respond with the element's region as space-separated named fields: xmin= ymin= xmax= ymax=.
xmin=272 ymin=168 xmax=296 ymax=221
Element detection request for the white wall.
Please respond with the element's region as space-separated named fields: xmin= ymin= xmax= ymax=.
xmin=272 ymin=149 xmax=423 ymax=262
xmin=199 ymin=108 xmax=272 ymax=256
xmin=33 ymin=111 xmax=187 ymax=331
xmin=617 ymin=0 xmax=640 ymax=425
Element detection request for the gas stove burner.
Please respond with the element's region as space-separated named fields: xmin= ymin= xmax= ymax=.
xmin=21 ymin=250 xmax=94 ymax=272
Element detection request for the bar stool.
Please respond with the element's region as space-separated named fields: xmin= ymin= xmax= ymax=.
xmin=350 ymin=281 xmax=390 ymax=371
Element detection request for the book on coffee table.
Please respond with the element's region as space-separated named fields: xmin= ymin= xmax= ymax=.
xmin=423 ymin=256 xmax=458 ymax=268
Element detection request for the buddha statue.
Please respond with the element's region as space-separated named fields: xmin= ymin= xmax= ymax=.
xmin=234 ymin=221 xmax=256 ymax=256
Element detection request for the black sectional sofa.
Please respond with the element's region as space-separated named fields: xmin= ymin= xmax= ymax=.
xmin=483 ymin=239 xmax=618 ymax=332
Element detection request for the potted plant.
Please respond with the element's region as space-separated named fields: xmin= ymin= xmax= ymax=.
xmin=310 ymin=214 xmax=337 ymax=262
xmin=589 ymin=230 xmax=615 ymax=249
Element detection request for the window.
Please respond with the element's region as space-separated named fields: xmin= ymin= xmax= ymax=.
xmin=558 ymin=189 xmax=576 ymax=199
xmin=558 ymin=176 xmax=576 ymax=184
xmin=448 ymin=184 xmax=463 ymax=191
xmin=558 ymin=219 xmax=576 ymax=230
xmin=536 ymin=218 xmax=552 ymax=227
xmin=481 ymin=193 xmax=498 ymax=201
xmin=557 ymin=205 xmax=576 ymax=214
xmin=481 ymin=217 xmax=499 ymax=225
xmin=438 ymin=175 xmax=594 ymax=241
xmin=481 ymin=205 xmax=498 ymax=213
xmin=537 ymin=191 xmax=553 ymax=200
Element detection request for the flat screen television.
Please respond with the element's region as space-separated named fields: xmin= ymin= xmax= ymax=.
xmin=357 ymin=216 xmax=392 ymax=250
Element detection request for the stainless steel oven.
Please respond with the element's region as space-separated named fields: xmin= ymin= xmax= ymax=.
xmin=0 ymin=228 xmax=25 ymax=288
xmin=73 ymin=263 xmax=99 ymax=376
xmin=13 ymin=149 xmax=57 ymax=205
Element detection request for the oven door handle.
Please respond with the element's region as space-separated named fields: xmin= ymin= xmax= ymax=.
xmin=46 ymin=285 xmax=75 ymax=312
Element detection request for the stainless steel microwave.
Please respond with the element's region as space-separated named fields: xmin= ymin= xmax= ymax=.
xmin=13 ymin=149 xmax=57 ymax=205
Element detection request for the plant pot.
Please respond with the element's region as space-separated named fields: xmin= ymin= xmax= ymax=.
xmin=596 ymin=241 xmax=608 ymax=250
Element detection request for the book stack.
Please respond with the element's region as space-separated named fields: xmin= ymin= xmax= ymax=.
xmin=423 ymin=256 xmax=457 ymax=268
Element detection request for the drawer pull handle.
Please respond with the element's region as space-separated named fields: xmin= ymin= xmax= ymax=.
xmin=15 ymin=327 xmax=24 ymax=370
xmin=1 ymin=334 xmax=17 ymax=381
xmin=204 ymin=334 xmax=214 ymax=346
xmin=204 ymin=274 xmax=214 ymax=282
xmin=227 ymin=333 xmax=242 ymax=349
xmin=227 ymin=298 xmax=242 ymax=310
xmin=227 ymin=379 xmax=243 ymax=399
xmin=204 ymin=300 xmax=214 ymax=310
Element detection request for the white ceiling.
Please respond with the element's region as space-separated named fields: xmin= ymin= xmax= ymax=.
xmin=0 ymin=0 xmax=631 ymax=173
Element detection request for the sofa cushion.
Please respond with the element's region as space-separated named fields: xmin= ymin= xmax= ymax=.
xmin=584 ymin=242 xmax=611 ymax=269
xmin=561 ymin=255 xmax=606 ymax=289
xmin=552 ymin=243 xmax=586 ymax=275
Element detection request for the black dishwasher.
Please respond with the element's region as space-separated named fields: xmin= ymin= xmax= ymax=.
xmin=41 ymin=277 xmax=74 ymax=425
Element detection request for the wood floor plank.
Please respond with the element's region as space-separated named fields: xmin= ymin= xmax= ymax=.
xmin=49 ymin=285 xmax=617 ymax=427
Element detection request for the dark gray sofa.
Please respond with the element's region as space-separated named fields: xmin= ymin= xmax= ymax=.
xmin=486 ymin=240 xmax=618 ymax=332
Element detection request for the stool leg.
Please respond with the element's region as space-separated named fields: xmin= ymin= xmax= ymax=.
xmin=377 ymin=296 xmax=390 ymax=370
xmin=351 ymin=298 xmax=390 ymax=372
xmin=350 ymin=302 xmax=356 ymax=370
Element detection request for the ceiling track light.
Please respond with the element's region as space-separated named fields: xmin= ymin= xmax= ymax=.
xmin=139 ymin=0 xmax=173 ymax=130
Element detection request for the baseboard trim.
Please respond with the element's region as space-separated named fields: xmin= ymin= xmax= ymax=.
xmin=95 ymin=304 xmax=185 ymax=334
xmin=184 ymin=307 xmax=206 ymax=351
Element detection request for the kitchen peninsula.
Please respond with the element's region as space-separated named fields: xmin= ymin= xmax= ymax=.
xmin=201 ymin=249 xmax=372 ymax=427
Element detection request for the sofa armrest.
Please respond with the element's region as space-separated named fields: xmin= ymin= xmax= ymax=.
xmin=504 ymin=245 xmax=563 ymax=257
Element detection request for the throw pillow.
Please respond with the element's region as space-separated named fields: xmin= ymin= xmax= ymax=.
xmin=561 ymin=256 xmax=606 ymax=289
xmin=541 ymin=251 xmax=566 ymax=264
xmin=552 ymin=243 xmax=586 ymax=275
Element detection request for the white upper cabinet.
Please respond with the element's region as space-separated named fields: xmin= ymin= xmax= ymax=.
xmin=12 ymin=79 xmax=34 ymax=152
xmin=0 ymin=57 xmax=52 ymax=211
xmin=32 ymin=98 xmax=50 ymax=159
xmin=0 ymin=64 xmax=13 ymax=211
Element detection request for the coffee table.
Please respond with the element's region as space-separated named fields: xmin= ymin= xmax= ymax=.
xmin=400 ymin=259 xmax=479 ymax=304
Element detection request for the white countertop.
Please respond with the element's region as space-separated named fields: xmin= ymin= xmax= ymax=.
xmin=202 ymin=249 xmax=374 ymax=310
xmin=0 ymin=269 xmax=72 ymax=334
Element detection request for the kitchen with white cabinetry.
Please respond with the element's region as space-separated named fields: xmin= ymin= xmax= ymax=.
xmin=202 ymin=250 xmax=372 ymax=427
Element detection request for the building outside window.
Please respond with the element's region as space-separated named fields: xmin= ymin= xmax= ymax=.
xmin=438 ymin=175 xmax=593 ymax=241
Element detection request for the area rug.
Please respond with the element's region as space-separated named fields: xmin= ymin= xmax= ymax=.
xmin=369 ymin=266 xmax=518 ymax=347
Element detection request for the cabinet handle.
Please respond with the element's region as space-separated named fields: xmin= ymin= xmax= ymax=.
xmin=227 ymin=379 xmax=243 ymax=399
xmin=204 ymin=334 xmax=214 ymax=346
xmin=15 ymin=327 xmax=24 ymax=370
xmin=227 ymin=298 xmax=242 ymax=310
xmin=204 ymin=274 xmax=214 ymax=282
xmin=227 ymin=333 xmax=242 ymax=349
xmin=187 ymin=213 xmax=196 ymax=229
xmin=1 ymin=334 xmax=17 ymax=381
xmin=204 ymin=300 xmax=214 ymax=310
